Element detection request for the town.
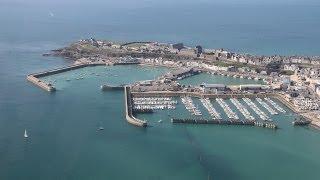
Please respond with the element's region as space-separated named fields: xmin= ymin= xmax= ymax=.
xmin=31 ymin=38 xmax=320 ymax=129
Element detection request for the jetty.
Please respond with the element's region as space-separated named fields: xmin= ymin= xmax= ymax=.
xmin=124 ymin=86 xmax=147 ymax=127
xmin=101 ymin=84 xmax=126 ymax=91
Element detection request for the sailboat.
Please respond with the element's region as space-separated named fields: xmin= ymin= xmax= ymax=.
xmin=24 ymin=129 xmax=28 ymax=138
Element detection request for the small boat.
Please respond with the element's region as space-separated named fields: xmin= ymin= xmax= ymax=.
xmin=158 ymin=119 xmax=163 ymax=123
xmin=66 ymin=79 xmax=71 ymax=81
xmin=98 ymin=126 xmax=104 ymax=130
xmin=24 ymin=129 xmax=28 ymax=138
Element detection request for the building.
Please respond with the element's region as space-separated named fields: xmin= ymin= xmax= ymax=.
xmin=195 ymin=45 xmax=203 ymax=57
xmin=200 ymin=83 xmax=227 ymax=93
xmin=239 ymin=84 xmax=269 ymax=92
xmin=172 ymin=43 xmax=184 ymax=51
xmin=227 ymin=66 xmax=237 ymax=72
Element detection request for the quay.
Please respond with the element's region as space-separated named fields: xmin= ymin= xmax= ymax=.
xmin=131 ymin=91 xmax=276 ymax=99
xmin=124 ymin=86 xmax=147 ymax=127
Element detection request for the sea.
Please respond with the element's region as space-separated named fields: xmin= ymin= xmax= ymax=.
xmin=1 ymin=1 xmax=320 ymax=179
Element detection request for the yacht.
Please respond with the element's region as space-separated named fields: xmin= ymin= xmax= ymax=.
xmin=24 ymin=129 xmax=28 ymax=138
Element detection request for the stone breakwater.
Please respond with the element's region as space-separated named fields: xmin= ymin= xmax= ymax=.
xmin=27 ymin=62 xmax=110 ymax=92
xmin=124 ymin=86 xmax=147 ymax=127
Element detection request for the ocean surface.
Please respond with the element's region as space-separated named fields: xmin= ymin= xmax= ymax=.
xmin=1 ymin=1 xmax=320 ymax=180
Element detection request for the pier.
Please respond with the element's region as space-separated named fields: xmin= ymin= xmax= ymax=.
xmin=27 ymin=75 xmax=56 ymax=92
xmin=124 ymin=86 xmax=147 ymax=127
xmin=171 ymin=118 xmax=277 ymax=129
xmin=101 ymin=84 xmax=126 ymax=91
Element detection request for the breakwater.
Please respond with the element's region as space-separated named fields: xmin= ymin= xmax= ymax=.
xmin=27 ymin=75 xmax=56 ymax=92
xmin=124 ymin=86 xmax=147 ymax=127
xmin=101 ymin=84 xmax=126 ymax=91
xmin=171 ymin=118 xmax=277 ymax=129
xmin=27 ymin=62 xmax=106 ymax=92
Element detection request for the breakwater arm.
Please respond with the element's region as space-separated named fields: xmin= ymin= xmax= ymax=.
xmin=26 ymin=62 xmax=106 ymax=92
xmin=124 ymin=86 xmax=147 ymax=127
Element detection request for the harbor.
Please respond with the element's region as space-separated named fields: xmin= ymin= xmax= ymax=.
xmin=25 ymin=50 xmax=315 ymax=131
xmin=130 ymin=91 xmax=285 ymax=129
xmin=4 ymin=1 xmax=320 ymax=178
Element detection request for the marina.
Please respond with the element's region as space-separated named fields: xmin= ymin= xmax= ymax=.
xmin=256 ymin=98 xmax=278 ymax=115
xmin=243 ymin=98 xmax=270 ymax=121
xmin=264 ymin=97 xmax=286 ymax=113
xmin=181 ymin=96 xmax=202 ymax=116
xmin=230 ymin=98 xmax=255 ymax=121
xmin=199 ymin=98 xmax=222 ymax=120
xmin=132 ymin=97 xmax=177 ymax=111
xmin=216 ymin=98 xmax=239 ymax=120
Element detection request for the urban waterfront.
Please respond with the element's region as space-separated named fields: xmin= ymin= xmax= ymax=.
xmin=1 ymin=0 xmax=320 ymax=180
xmin=178 ymin=73 xmax=264 ymax=86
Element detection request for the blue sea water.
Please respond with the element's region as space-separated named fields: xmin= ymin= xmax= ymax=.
xmin=1 ymin=1 xmax=320 ymax=180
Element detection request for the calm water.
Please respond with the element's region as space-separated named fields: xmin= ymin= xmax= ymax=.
xmin=1 ymin=1 xmax=320 ymax=180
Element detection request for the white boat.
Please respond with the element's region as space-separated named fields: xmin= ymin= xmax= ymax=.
xmin=158 ymin=119 xmax=163 ymax=123
xmin=24 ymin=129 xmax=28 ymax=138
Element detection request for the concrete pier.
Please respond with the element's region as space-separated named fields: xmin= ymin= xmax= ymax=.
xmin=124 ymin=86 xmax=147 ymax=127
xmin=27 ymin=75 xmax=56 ymax=92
